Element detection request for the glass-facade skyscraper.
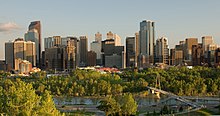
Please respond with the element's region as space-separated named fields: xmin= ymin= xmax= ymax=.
xmin=139 ymin=20 xmax=155 ymax=67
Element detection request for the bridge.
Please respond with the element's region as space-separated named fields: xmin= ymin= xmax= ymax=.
xmin=141 ymin=86 xmax=205 ymax=115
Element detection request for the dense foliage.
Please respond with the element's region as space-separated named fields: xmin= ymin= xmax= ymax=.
xmin=0 ymin=78 xmax=61 ymax=116
xmin=97 ymin=93 xmax=137 ymax=116
xmin=29 ymin=66 xmax=220 ymax=97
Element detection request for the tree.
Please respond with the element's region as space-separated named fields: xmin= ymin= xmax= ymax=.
xmin=119 ymin=93 xmax=137 ymax=116
xmin=97 ymin=96 xmax=120 ymax=116
xmin=0 ymin=79 xmax=61 ymax=116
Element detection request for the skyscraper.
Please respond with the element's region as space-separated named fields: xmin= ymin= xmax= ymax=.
xmin=5 ymin=38 xmax=36 ymax=70
xmin=155 ymin=37 xmax=169 ymax=65
xmin=91 ymin=33 xmax=102 ymax=65
xmin=139 ymin=20 xmax=155 ymax=67
xmin=25 ymin=29 xmax=39 ymax=67
xmin=95 ymin=32 xmax=102 ymax=43
xmin=28 ymin=21 xmax=41 ymax=67
xmin=126 ymin=37 xmax=135 ymax=67
xmin=79 ymin=36 xmax=88 ymax=66
xmin=135 ymin=32 xmax=139 ymax=67
xmin=184 ymin=38 xmax=198 ymax=64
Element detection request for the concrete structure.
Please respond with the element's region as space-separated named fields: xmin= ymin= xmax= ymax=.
xmin=95 ymin=32 xmax=102 ymax=43
xmin=192 ymin=44 xmax=203 ymax=66
xmin=5 ymin=38 xmax=36 ymax=70
xmin=45 ymin=46 xmax=66 ymax=71
xmin=79 ymin=36 xmax=88 ymax=67
xmin=28 ymin=21 xmax=41 ymax=67
xmin=170 ymin=49 xmax=175 ymax=65
xmin=139 ymin=20 xmax=155 ymax=67
xmin=19 ymin=60 xmax=32 ymax=74
xmin=174 ymin=45 xmax=184 ymax=65
xmin=44 ymin=36 xmax=61 ymax=49
xmin=5 ymin=41 xmax=14 ymax=69
xmin=91 ymin=41 xmax=102 ymax=65
xmin=66 ymin=39 xmax=76 ymax=70
xmin=87 ymin=51 xmax=97 ymax=66
xmin=155 ymin=37 xmax=169 ymax=65
xmin=106 ymin=31 xmax=121 ymax=46
xmin=126 ymin=37 xmax=135 ymax=67
xmin=101 ymin=39 xmax=125 ymax=68
xmin=25 ymin=29 xmax=39 ymax=67
xmin=135 ymin=32 xmax=139 ymax=67
xmin=184 ymin=38 xmax=198 ymax=65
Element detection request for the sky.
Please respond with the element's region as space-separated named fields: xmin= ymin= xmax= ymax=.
xmin=0 ymin=0 xmax=220 ymax=60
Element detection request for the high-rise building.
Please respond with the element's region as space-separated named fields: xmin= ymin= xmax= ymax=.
xmin=45 ymin=46 xmax=66 ymax=71
xmin=101 ymin=39 xmax=125 ymax=68
xmin=155 ymin=37 xmax=169 ymax=65
xmin=79 ymin=36 xmax=88 ymax=66
xmin=139 ymin=20 xmax=155 ymax=67
xmin=192 ymin=44 xmax=203 ymax=66
xmin=126 ymin=37 xmax=135 ymax=67
xmin=28 ymin=21 xmax=41 ymax=67
xmin=65 ymin=39 xmax=76 ymax=70
xmin=5 ymin=38 xmax=36 ymax=70
xmin=91 ymin=41 xmax=102 ymax=65
xmin=87 ymin=51 xmax=97 ymax=66
xmin=95 ymin=32 xmax=102 ymax=43
xmin=5 ymin=41 xmax=14 ymax=69
xmin=184 ymin=38 xmax=198 ymax=65
xmin=202 ymin=36 xmax=213 ymax=52
xmin=114 ymin=34 xmax=121 ymax=46
xmin=174 ymin=45 xmax=184 ymax=65
xmin=135 ymin=32 xmax=139 ymax=67
xmin=107 ymin=31 xmax=114 ymax=40
xmin=106 ymin=31 xmax=121 ymax=46
xmin=25 ymin=29 xmax=38 ymax=66
xmin=169 ymin=49 xmax=175 ymax=65
xmin=44 ymin=36 xmax=62 ymax=49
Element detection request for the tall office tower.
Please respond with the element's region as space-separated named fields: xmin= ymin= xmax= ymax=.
xmin=91 ymin=41 xmax=102 ymax=65
xmin=135 ymin=32 xmax=139 ymax=67
xmin=184 ymin=38 xmax=198 ymax=65
xmin=5 ymin=38 xmax=36 ymax=70
xmin=174 ymin=45 xmax=184 ymax=65
xmin=126 ymin=37 xmax=135 ymax=67
xmin=101 ymin=39 xmax=125 ymax=68
xmin=192 ymin=44 xmax=203 ymax=66
xmin=202 ymin=36 xmax=213 ymax=52
xmin=207 ymin=44 xmax=218 ymax=66
xmin=107 ymin=31 xmax=114 ymax=40
xmin=25 ymin=29 xmax=39 ymax=66
xmin=66 ymin=39 xmax=76 ymax=70
xmin=61 ymin=37 xmax=80 ymax=67
xmin=45 ymin=46 xmax=66 ymax=71
xmin=79 ymin=36 xmax=88 ymax=66
xmin=139 ymin=20 xmax=155 ymax=67
xmin=28 ymin=21 xmax=41 ymax=67
xmin=155 ymin=37 xmax=169 ymax=65
xmin=95 ymin=32 xmax=102 ymax=43
xmin=215 ymin=48 xmax=220 ymax=66
xmin=26 ymin=41 xmax=36 ymax=67
xmin=5 ymin=41 xmax=14 ymax=69
xmin=170 ymin=49 xmax=175 ymax=65
xmin=87 ymin=51 xmax=97 ymax=66
xmin=44 ymin=37 xmax=54 ymax=49
xmin=53 ymin=36 xmax=61 ymax=46
xmin=114 ymin=34 xmax=121 ymax=46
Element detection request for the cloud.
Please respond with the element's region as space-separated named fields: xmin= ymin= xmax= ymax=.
xmin=0 ymin=22 xmax=20 ymax=32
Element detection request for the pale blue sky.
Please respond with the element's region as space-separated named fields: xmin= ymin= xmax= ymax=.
xmin=0 ymin=0 xmax=220 ymax=59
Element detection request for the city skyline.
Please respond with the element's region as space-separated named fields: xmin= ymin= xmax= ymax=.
xmin=1 ymin=0 xmax=220 ymax=59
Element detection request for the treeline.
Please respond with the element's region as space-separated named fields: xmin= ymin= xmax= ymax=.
xmin=31 ymin=70 xmax=148 ymax=97
xmin=120 ymin=66 xmax=220 ymax=96
xmin=1 ymin=66 xmax=220 ymax=97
